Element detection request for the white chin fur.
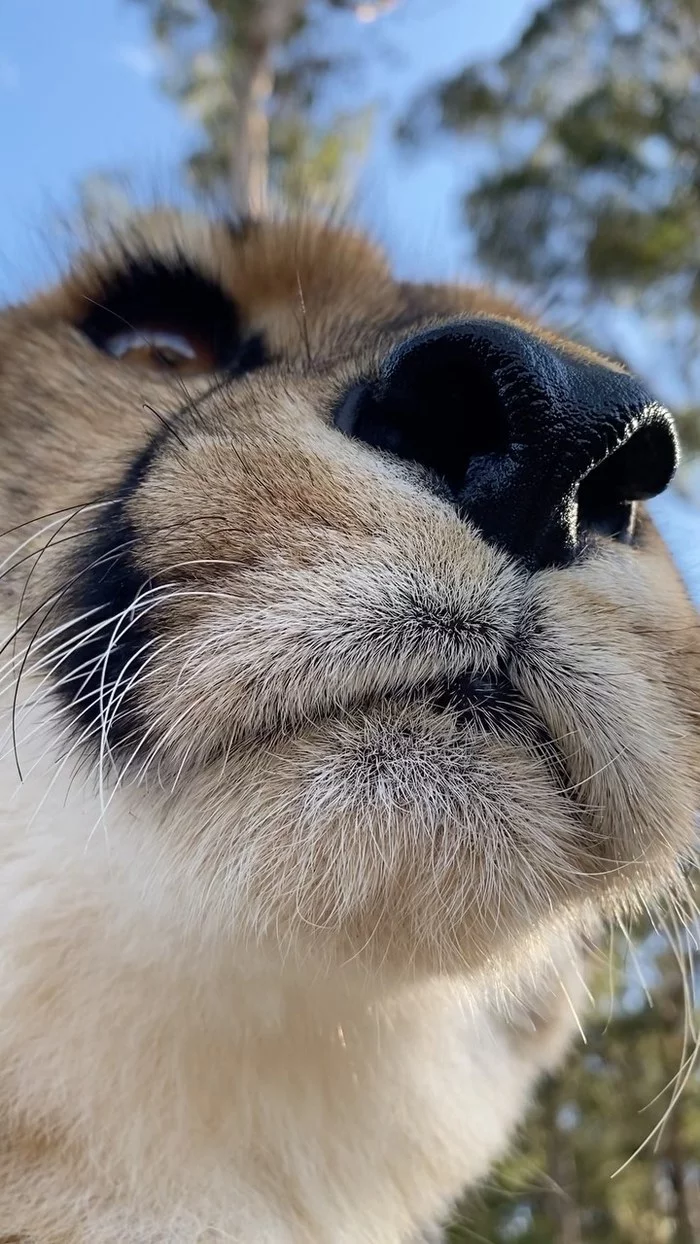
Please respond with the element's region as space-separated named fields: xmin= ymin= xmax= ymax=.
xmin=0 ymin=700 xmax=587 ymax=1242
xmin=0 ymin=533 xmax=693 ymax=1241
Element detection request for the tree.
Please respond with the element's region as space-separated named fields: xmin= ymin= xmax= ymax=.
xmin=447 ymin=917 xmax=700 ymax=1243
xmin=399 ymin=0 xmax=700 ymax=454
xmin=132 ymin=0 xmax=393 ymax=214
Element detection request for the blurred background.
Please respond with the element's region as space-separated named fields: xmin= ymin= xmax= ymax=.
xmin=2 ymin=1 xmax=700 ymax=1239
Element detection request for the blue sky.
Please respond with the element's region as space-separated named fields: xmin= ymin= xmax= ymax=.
xmin=0 ymin=0 xmax=538 ymax=297
xmin=1 ymin=0 xmax=198 ymax=296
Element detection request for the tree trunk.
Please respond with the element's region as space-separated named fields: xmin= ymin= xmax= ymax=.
xmin=546 ymin=1137 xmax=583 ymax=1244
xmin=225 ymin=0 xmax=304 ymax=217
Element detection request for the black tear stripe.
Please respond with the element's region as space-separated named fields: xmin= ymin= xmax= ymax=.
xmin=48 ymin=362 xmax=257 ymax=768
xmin=49 ymin=426 xmax=168 ymax=769
xmin=47 ymin=303 xmax=269 ymax=772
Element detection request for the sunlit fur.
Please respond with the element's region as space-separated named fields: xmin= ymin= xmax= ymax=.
xmin=0 ymin=211 xmax=697 ymax=1242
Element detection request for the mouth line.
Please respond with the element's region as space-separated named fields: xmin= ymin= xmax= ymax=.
xmin=430 ymin=672 xmax=567 ymax=765
xmin=162 ymin=664 xmax=578 ymax=812
xmin=242 ymin=668 xmax=560 ymax=757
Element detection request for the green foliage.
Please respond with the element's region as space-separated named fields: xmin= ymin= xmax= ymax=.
xmin=272 ymin=106 xmax=374 ymax=208
xmin=676 ymin=408 xmax=700 ymax=456
xmin=429 ymin=0 xmax=700 ymax=298
xmin=586 ymin=204 xmax=697 ymax=287
xmin=449 ymin=924 xmax=700 ymax=1243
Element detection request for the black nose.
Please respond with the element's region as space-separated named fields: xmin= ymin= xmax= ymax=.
xmin=334 ymin=320 xmax=678 ymax=568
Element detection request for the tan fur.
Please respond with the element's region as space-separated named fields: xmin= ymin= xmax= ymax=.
xmin=0 ymin=212 xmax=697 ymax=1241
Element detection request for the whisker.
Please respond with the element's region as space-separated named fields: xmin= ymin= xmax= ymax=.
xmin=296 ymin=269 xmax=313 ymax=367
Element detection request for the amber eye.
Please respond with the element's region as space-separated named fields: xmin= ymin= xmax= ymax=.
xmin=79 ymin=260 xmax=244 ymax=375
xmin=105 ymin=328 xmax=216 ymax=374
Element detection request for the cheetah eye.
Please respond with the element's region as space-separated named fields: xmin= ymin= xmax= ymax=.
xmin=104 ymin=328 xmax=214 ymax=374
xmin=79 ymin=260 xmax=259 ymax=376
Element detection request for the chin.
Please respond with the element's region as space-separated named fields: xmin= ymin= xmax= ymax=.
xmin=129 ymin=528 xmax=697 ymax=985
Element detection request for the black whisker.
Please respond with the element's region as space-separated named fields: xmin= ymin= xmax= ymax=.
xmin=142 ymin=403 xmax=189 ymax=452
xmin=0 ymin=501 xmax=113 ymax=548
xmin=296 ymin=269 xmax=313 ymax=367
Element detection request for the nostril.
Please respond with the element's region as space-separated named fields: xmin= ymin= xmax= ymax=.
xmin=333 ymin=335 xmax=509 ymax=494
xmin=577 ymin=419 xmax=679 ymax=541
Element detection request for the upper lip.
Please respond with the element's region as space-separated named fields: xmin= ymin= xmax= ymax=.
xmin=339 ymin=665 xmax=544 ymax=740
